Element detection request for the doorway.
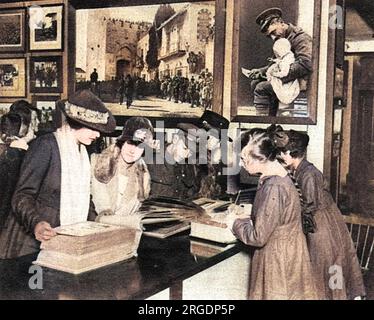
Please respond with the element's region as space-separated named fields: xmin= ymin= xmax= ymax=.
xmin=116 ymin=59 xmax=130 ymax=79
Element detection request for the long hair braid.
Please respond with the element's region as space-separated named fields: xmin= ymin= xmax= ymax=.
xmin=276 ymin=155 xmax=305 ymax=208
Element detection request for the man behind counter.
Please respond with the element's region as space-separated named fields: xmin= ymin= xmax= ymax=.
xmin=147 ymin=123 xmax=201 ymax=200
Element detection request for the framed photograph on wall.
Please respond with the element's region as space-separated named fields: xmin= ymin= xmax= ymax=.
xmin=0 ymin=58 xmax=26 ymax=98
xmin=230 ymin=0 xmax=322 ymax=124
xmin=73 ymin=0 xmax=225 ymax=120
xmin=32 ymin=95 xmax=59 ymax=131
xmin=29 ymin=5 xmax=64 ymax=51
xmin=0 ymin=9 xmax=26 ymax=52
xmin=30 ymin=56 xmax=63 ymax=93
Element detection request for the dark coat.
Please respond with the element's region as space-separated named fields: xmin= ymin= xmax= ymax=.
xmin=295 ymin=159 xmax=366 ymax=299
xmin=0 ymin=133 xmax=97 ymax=259
xmin=0 ymin=146 xmax=25 ymax=230
xmin=282 ymin=23 xmax=313 ymax=82
xmin=147 ymin=158 xmax=201 ymax=200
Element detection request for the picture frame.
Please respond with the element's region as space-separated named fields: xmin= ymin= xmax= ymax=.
xmin=31 ymin=95 xmax=59 ymax=110
xmin=0 ymin=8 xmax=26 ymax=52
xmin=0 ymin=57 xmax=26 ymax=98
xmin=30 ymin=56 xmax=63 ymax=93
xmin=230 ymin=0 xmax=322 ymax=124
xmin=31 ymin=95 xmax=60 ymax=131
xmin=29 ymin=4 xmax=64 ymax=51
xmin=73 ymin=0 xmax=225 ymax=120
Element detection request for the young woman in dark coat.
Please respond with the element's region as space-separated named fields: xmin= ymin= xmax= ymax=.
xmin=0 ymin=113 xmax=29 ymax=258
xmin=1 ymin=90 xmax=116 ymax=259
xmin=278 ymin=130 xmax=366 ymax=300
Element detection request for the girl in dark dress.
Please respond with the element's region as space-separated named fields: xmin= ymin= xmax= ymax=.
xmin=278 ymin=130 xmax=366 ymax=300
xmin=0 ymin=114 xmax=28 ymax=258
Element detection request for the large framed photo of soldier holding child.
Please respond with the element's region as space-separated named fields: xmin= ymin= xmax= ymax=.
xmin=230 ymin=0 xmax=321 ymax=124
xmin=74 ymin=1 xmax=219 ymax=119
xmin=30 ymin=56 xmax=62 ymax=93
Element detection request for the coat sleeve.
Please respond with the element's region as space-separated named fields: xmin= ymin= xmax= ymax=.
xmin=232 ymin=183 xmax=284 ymax=247
xmin=0 ymin=154 xmax=12 ymax=227
xmin=11 ymin=137 xmax=53 ymax=234
xmin=87 ymin=195 xmax=98 ymax=222
xmin=143 ymin=163 xmax=151 ymax=199
xmin=0 ymin=149 xmax=24 ymax=227
xmin=282 ymin=33 xmax=313 ymax=83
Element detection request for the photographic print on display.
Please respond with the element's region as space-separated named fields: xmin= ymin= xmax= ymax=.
xmin=29 ymin=5 xmax=63 ymax=51
xmin=32 ymin=95 xmax=59 ymax=131
xmin=30 ymin=56 xmax=62 ymax=93
xmin=0 ymin=58 xmax=26 ymax=98
xmin=75 ymin=1 xmax=219 ymax=119
xmin=231 ymin=0 xmax=321 ymax=124
xmin=0 ymin=9 xmax=26 ymax=52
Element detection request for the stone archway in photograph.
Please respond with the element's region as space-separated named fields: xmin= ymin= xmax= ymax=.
xmin=116 ymin=45 xmax=135 ymax=78
xmin=116 ymin=59 xmax=131 ymax=79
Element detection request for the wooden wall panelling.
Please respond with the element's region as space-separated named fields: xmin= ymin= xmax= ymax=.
xmin=0 ymin=0 xmax=66 ymax=103
xmin=323 ymin=0 xmax=338 ymax=186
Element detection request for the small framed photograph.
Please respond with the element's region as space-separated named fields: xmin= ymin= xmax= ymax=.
xmin=31 ymin=95 xmax=59 ymax=110
xmin=30 ymin=56 xmax=63 ymax=93
xmin=0 ymin=9 xmax=26 ymax=52
xmin=29 ymin=5 xmax=63 ymax=51
xmin=0 ymin=58 xmax=26 ymax=98
xmin=32 ymin=95 xmax=59 ymax=131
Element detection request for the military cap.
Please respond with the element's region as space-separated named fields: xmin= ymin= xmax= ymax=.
xmin=198 ymin=110 xmax=229 ymax=131
xmin=255 ymin=7 xmax=283 ymax=33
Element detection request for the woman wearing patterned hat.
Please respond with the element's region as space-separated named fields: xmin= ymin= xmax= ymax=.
xmin=2 ymin=90 xmax=116 ymax=258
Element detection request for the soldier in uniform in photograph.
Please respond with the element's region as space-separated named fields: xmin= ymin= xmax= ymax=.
xmin=244 ymin=8 xmax=312 ymax=116
xmin=188 ymin=77 xmax=199 ymax=108
xmin=147 ymin=123 xmax=201 ymax=200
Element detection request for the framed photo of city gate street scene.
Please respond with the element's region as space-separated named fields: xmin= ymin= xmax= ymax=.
xmin=74 ymin=0 xmax=224 ymax=120
xmin=0 ymin=9 xmax=26 ymax=52
xmin=30 ymin=56 xmax=63 ymax=93
xmin=0 ymin=58 xmax=26 ymax=98
xmin=29 ymin=5 xmax=64 ymax=51
xmin=230 ymin=0 xmax=321 ymax=124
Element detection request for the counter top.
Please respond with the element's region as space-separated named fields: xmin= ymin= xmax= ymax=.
xmin=0 ymin=232 xmax=241 ymax=300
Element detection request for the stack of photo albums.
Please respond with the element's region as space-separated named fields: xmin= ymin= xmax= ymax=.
xmin=34 ymin=222 xmax=141 ymax=274
xmin=34 ymin=199 xmax=204 ymax=274
xmin=189 ymin=198 xmax=237 ymax=258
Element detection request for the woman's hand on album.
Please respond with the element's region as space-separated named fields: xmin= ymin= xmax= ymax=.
xmin=225 ymin=204 xmax=252 ymax=230
xmin=34 ymin=221 xmax=57 ymax=242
